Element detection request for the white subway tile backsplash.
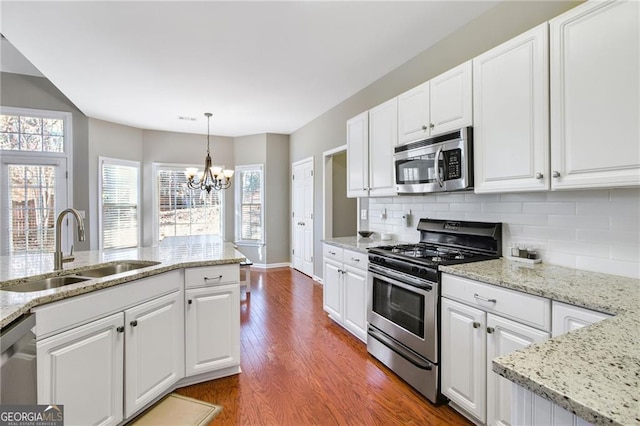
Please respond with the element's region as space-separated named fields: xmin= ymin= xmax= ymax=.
xmin=366 ymin=188 xmax=640 ymax=278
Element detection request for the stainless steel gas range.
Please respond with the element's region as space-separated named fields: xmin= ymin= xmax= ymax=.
xmin=366 ymin=218 xmax=502 ymax=404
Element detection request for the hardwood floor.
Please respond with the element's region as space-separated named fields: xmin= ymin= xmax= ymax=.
xmin=175 ymin=267 xmax=471 ymax=425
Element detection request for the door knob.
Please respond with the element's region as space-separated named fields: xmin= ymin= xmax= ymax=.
xmin=429 ymin=123 xmax=435 ymax=128
xmin=535 ymin=172 xmax=543 ymax=179
xmin=472 ymin=321 xmax=481 ymax=329
xmin=422 ymin=125 xmax=428 ymax=131
xmin=116 ymin=326 xmax=124 ymax=333
xmin=552 ymin=171 xmax=561 ymax=178
xmin=130 ymin=320 xmax=138 ymax=327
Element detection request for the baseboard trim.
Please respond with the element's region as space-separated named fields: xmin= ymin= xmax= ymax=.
xmin=250 ymin=262 xmax=291 ymax=269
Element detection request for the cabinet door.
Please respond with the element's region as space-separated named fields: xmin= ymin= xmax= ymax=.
xmin=346 ymin=111 xmax=369 ymax=197
xmin=441 ymin=298 xmax=486 ymax=422
xmin=37 ymin=313 xmax=124 ymax=426
xmin=124 ymin=290 xmax=184 ymax=418
xmin=185 ymin=284 xmax=240 ymax=376
xmin=398 ymin=81 xmax=430 ymax=144
xmin=551 ymin=301 xmax=612 ymax=338
xmin=368 ymin=97 xmax=398 ymax=197
xmin=486 ymin=314 xmax=550 ymax=426
xmin=512 ymin=383 xmax=594 ymax=426
xmin=323 ymin=258 xmax=343 ymax=322
xmin=431 ymin=61 xmax=472 ymax=136
xmin=550 ymin=0 xmax=640 ymax=189
xmin=473 ymin=24 xmax=549 ymax=193
xmin=343 ymin=264 xmax=367 ymax=342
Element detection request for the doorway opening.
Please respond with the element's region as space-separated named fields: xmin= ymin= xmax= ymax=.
xmin=322 ymin=146 xmax=357 ymax=240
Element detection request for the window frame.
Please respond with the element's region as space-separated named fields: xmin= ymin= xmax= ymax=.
xmin=152 ymin=162 xmax=225 ymax=243
xmin=0 ymin=106 xmax=73 ymax=255
xmin=234 ymin=164 xmax=264 ymax=245
xmin=98 ymin=156 xmax=141 ymax=250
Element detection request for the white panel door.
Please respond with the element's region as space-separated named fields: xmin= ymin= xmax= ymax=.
xmin=368 ymin=97 xmax=398 ymax=197
xmin=441 ymin=298 xmax=486 ymax=423
xmin=398 ymin=81 xmax=430 ymax=144
xmin=322 ymin=258 xmax=343 ymax=322
xmin=473 ymin=23 xmax=550 ymax=193
xmin=185 ymin=284 xmax=240 ymax=376
xmin=346 ymin=111 xmax=369 ymax=197
xmin=550 ymin=0 xmax=640 ymax=189
xmin=292 ymin=158 xmax=314 ymax=277
xmin=37 ymin=312 xmax=124 ymax=426
xmin=430 ymin=60 xmax=473 ymax=136
xmin=486 ymin=314 xmax=550 ymax=426
xmin=343 ymin=264 xmax=367 ymax=342
xmin=124 ymin=291 xmax=183 ymax=418
xmin=551 ymin=301 xmax=612 ymax=338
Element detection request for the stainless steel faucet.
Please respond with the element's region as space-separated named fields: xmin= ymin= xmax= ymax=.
xmin=54 ymin=208 xmax=86 ymax=270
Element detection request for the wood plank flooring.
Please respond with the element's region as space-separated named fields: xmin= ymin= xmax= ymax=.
xmin=175 ymin=267 xmax=471 ymax=425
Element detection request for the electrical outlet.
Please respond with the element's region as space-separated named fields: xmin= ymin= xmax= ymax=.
xmin=361 ymin=209 xmax=368 ymax=220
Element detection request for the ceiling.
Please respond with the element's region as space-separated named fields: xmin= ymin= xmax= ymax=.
xmin=0 ymin=1 xmax=499 ymax=137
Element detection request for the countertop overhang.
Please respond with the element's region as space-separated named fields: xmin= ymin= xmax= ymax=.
xmin=440 ymin=259 xmax=640 ymax=426
xmin=0 ymin=237 xmax=246 ymax=329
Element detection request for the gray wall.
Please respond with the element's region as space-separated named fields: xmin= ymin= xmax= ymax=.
xmin=289 ymin=1 xmax=582 ymax=277
xmin=332 ymin=152 xmax=356 ymax=237
xmin=1 ymin=72 xmax=91 ymax=250
xmin=233 ymin=133 xmax=291 ymax=265
xmin=88 ymin=118 xmax=144 ymax=249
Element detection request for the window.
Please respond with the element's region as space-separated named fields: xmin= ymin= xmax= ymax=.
xmin=1 ymin=107 xmax=71 ymax=255
xmin=99 ymin=157 xmax=140 ymax=249
xmin=235 ymin=164 xmax=263 ymax=243
xmin=155 ymin=165 xmax=223 ymax=241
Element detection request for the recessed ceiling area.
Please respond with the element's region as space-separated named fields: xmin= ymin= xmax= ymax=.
xmin=0 ymin=1 xmax=499 ymax=137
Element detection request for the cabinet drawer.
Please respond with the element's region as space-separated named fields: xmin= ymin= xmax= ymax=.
xmin=323 ymin=244 xmax=344 ymax=261
xmin=442 ymin=274 xmax=551 ymax=332
xmin=184 ymin=264 xmax=239 ymax=289
xmin=343 ymin=249 xmax=368 ymax=270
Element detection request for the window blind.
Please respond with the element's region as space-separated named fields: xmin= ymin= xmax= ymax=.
xmin=238 ymin=168 xmax=263 ymax=241
xmin=101 ymin=161 xmax=139 ymax=249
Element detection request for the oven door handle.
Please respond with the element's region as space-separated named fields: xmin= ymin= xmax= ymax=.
xmin=368 ymin=326 xmax=433 ymax=370
xmin=369 ymin=266 xmax=434 ymax=292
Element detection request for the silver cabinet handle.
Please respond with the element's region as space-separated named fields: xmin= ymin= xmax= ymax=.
xmin=535 ymin=172 xmax=543 ymax=179
xmin=329 ymin=251 xmax=336 ymax=255
xmin=204 ymin=275 xmax=223 ymax=282
xmin=474 ymin=293 xmax=497 ymax=303
xmin=422 ymin=125 xmax=428 ymax=131
xmin=430 ymin=123 xmax=435 ymax=128
xmin=435 ymin=146 xmax=444 ymax=188
xmin=351 ymin=257 xmax=360 ymax=262
xmin=130 ymin=320 xmax=138 ymax=327
xmin=552 ymin=171 xmax=561 ymax=178
xmin=487 ymin=327 xmax=495 ymax=334
xmin=117 ymin=326 xmax=124 ymax=333
xmin=472 ymin=321 xmax=481 ymax=329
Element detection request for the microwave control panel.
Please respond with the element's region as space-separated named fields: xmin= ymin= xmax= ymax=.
xmin=443 ymin=149 xmax=462 ymax=180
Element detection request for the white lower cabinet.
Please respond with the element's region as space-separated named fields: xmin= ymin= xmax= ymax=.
xmin=37 ymin=289 xmax=183 ymax=425
xmin=512 ymin=301 xmax=610 ymax=426
xmin=441 ymin=273 xmax=551 ymax=425
xmin=37 ymin=313 xmax=124 ymax=426
xmin=322 ymin=244 xmax=368 ymax=342
xmin=185 ymin=284 xmax=240 ymax=376
xmin=124 ymin=291 xmax=184 ymax=418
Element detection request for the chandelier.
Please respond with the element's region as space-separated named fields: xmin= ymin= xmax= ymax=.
xmin=185 ymin=112 xmax=233 ymax=192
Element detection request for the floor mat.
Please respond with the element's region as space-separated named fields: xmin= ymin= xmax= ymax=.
xmin=130 ymin=393 xmax=222 ymax=426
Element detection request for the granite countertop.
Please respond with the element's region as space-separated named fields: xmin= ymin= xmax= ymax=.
xmin=0 ymin=236 xmax=246 ymax=329
xmin=322 ymin=235 xmax=404 ymax=253
xmin=440 ymin=259 xmax=640 ymax=426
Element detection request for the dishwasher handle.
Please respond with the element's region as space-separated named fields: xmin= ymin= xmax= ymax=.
xmin=1 ymin=314 xmax=36 ymax=354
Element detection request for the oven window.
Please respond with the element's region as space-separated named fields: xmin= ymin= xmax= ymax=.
xmin=372 ymin=276 xmax=425 ymax=338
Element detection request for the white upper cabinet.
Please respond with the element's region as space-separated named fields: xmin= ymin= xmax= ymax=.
xmin=368 ymin=97 xmax=398 ymax=197
xmin=550 ymin=0 xmax=640 ymax=189
xmin=473 ymin=23 xmax=550 ymax=193
xmin=398 ymin=61 xmax=472 ymax=145
xmin=346 ymin=111 xmax=369 ymax=198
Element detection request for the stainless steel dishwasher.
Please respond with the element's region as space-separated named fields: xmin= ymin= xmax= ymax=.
xmin=1 ymin=314 xmax=37 ymax=404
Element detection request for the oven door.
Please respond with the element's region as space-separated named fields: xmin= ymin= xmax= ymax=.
xmin=394 ymin=138 xmax=470 ymax=194
xmin=368 ymin=265 xmax=438 ymax=362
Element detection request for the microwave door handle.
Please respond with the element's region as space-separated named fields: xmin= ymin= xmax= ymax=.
xmin=435 ymin=146 xmax=444 ymax=187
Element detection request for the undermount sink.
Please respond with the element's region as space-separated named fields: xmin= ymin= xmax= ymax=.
xmin=7 ymin=275 xmax=91 ymax=293
xmin=74 ymin=260 xmax=161 ymax=278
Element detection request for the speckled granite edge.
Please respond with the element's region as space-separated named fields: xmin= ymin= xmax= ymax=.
xmin=322 ymin=235 xmax=403 ymax=253
xmin=441 ymin=259 xmax=640 ymax=426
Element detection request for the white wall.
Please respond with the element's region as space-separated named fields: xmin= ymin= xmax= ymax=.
xmin=367 ymin=188 xmax=640 ymax=279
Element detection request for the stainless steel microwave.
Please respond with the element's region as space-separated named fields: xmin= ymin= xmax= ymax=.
xmin=394 ymin=127 xmax=473 ymax=194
